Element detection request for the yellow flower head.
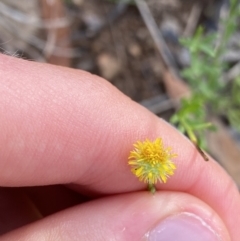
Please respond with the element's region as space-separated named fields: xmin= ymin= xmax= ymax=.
xmin=128 ymin=138 xmax=177 ymax=186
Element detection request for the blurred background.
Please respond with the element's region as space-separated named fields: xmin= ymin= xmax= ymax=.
xmin=0 ymin=0 xmax=240 ymax=188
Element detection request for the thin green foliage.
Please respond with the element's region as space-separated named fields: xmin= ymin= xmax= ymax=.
xmin=171 ymin=0 xmax=240 ymax=153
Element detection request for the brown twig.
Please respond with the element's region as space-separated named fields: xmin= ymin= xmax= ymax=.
xmin=134 ymin=0 xmax=178 ymax=73
xmin=183 ymin=2 xmax=203 ymax=37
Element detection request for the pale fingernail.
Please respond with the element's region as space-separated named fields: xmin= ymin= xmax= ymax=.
xmin=147 ymin=212 xmax=221 ymax=241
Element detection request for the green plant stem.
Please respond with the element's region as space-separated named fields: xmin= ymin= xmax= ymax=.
xmin=180 ymin=119 xmax=209 ymax=161
xmin=148 ymin=183 xmax=156 ymax=194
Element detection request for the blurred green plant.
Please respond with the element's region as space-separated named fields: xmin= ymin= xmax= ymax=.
xmin=170 ymin=0 xmax=240 ymax=158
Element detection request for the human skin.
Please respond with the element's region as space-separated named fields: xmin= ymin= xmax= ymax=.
xmin=0 ymin=54 xmax=239 ymax=240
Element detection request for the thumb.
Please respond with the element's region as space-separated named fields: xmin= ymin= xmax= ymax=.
xmin=1 ymin=192 xmax=230 ymax=241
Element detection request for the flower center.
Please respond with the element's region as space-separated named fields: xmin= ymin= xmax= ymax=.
xmin=143 ymin=148 xmax=164 ymax=164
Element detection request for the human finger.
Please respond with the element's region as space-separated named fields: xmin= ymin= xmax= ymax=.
xmin=0 ymin=54 xmax=239 ymax=240
xmin=0 ymin=192 xmax=231 ymax=241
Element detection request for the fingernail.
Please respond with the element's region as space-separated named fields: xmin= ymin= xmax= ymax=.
xmin=147 ymin=212 xmax=221 ymax=241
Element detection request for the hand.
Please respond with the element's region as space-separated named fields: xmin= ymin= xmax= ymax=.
xmin=0 ymin=54 xmax=239 ymax=241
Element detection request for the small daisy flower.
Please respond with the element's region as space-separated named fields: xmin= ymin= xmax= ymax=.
xmin=128 ymin=138 xmax=177 ymax=193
